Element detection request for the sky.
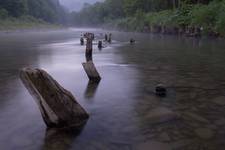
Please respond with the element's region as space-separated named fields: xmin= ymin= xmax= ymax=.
xmin=59 ymin=0 xmax=103 ymax=12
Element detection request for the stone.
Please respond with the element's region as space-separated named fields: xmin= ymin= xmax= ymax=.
xmin=158 ymin=132 xmax=171 ymax=142
xmin=215 ymin=118 xmax=225 ymax=126
xmin=134 ymin=141 xmax=171 ymax=150
xmin=183 ymin=112 xmax=209 ymax=124
xmin=130 ymin=38 xmax=135 ymax=44
xmin=20 ymin=68 xmax=89 ymax=129
xmin=195 ymin=128 xmax=214 ymax=139
xmin=213 ymin=96 xmax=225 ymax=106
xmin=145 ymin=107 xmax=179 ymax=124
xmin=155 ymin=84 xmax=167 ymax=97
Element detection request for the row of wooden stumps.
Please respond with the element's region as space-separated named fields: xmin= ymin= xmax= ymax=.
xmin=80 ymin=33 xmax=112 ymax=50
xmin=20 ymin=32 xmax=102 ymax=131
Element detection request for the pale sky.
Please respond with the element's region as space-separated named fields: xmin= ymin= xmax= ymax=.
xmin=59 ymin=0 xmax=103 ymax=12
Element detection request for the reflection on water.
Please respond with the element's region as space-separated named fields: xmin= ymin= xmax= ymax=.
xmin=43 ymin=127 xmax=84 ymax=150
xmin=84 ymin=80 xmax=100 ymax=99
xmin=0 ymin=29 xmax=225 ymax=150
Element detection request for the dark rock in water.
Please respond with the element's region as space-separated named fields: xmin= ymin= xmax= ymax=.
xmin=20 ymin=68 xmax=89 ymax=129
xmin=130 ymin=38 xmax=135 ymax=44
xmin=155 ymin=84 xmax=167 ymax=97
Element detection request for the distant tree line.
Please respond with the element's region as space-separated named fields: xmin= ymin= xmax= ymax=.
xmin=69 ymin=0 xmax=214 ymax=25
xmin=0 ymin=0 xmax=66 ymax=23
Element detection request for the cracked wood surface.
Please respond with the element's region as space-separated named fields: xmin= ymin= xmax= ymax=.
xmin=20 ymin=68 xmax=89 ymax=129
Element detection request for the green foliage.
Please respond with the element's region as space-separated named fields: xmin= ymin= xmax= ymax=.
xmin=0 ymin=0 xmax=65 ymax=24
xmin=0 ymin=0 xmax=28 ymax=17
xmin=109 ymin=0 xmax=225 ymax=36
xmin=215 ymin=0 xmax=225 ymax=35
xmin=191 ymin=3 xmax=218 ymax=27
xmin=146 ymin=10 xmax=174 ymax=26
xmin=0 ymin=8 xmax=9 ymax=19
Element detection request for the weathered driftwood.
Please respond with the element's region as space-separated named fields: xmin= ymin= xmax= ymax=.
xmin=20 ymin=68 xmax=89 ymax=129
xmin=82 ymin=61 xmax=101 ymax=81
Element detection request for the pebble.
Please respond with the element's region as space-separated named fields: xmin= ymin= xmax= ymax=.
xmin=195 ymin=128 xmax=214 ymax=139
xmin=183 ymin=112 xmax=209 ymax=124
xmin=145 ymin=107 xmax=178 ymax=124
xmin=155 ymin=84 xmax=167 ymax=97
xmin=158 ymin=132 xmax=171 ymax=142
xmin=134 ymin=141 xmax=171 ymax=150
xmin=213 ymin=96 xmax=225 ymax=106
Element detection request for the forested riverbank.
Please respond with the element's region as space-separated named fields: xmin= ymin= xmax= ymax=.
xmin=1 ymin=0 xmax=225 ymax=37
xmin=0 ymin=0 xmax=66 ymax=30
xmin=70 ymin=0 xmax=225 ymax=37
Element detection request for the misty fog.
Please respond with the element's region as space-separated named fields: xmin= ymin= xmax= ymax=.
xmin=59 ymin=0 xmax=103 ymax=11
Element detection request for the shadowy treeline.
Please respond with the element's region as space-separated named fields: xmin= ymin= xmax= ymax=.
xmin=0 ymin=0 xmax=66 ymax=24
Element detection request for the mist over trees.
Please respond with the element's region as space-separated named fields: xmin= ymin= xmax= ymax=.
xmin=0 ymin=0 xmax=66 ymax=23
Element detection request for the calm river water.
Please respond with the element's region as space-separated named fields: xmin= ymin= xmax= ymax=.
xmin=0 ymin=28 xmax=225 ymax=150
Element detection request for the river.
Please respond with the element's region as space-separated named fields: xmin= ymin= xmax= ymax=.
xmin=0 ymin=28 xmax=225 ymax=150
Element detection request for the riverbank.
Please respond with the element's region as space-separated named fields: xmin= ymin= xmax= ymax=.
xmin=104 ymin=1 xmax=225 ymax=38
xmin=0 ymin=16 xmax=62 ymax=32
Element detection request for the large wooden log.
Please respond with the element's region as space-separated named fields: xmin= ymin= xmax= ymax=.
xmin=20 ymin=68 xmax=89 ymax=129
xmin=82 ymin=61 xmax=101 ymax=81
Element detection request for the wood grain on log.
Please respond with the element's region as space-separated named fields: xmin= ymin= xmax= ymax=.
xmin=20 ymin=68 xmax=89 ymax=129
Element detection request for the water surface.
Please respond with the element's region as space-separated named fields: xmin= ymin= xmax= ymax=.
xmin=0 ymin=28 xmax=225 ymax=150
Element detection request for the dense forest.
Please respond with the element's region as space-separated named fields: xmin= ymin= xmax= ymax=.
xmin=0 ymin=0 xmax=66 ymax=29
xmin=70 ymin=0 xmax=225 ymax=36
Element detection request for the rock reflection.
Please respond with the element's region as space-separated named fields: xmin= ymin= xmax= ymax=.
xmin=43 ymin=127 xmax=84 ymax=150
xmin=84 ymin=80 xmax=100 ymax=99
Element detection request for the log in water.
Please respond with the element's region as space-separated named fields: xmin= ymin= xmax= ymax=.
xmin=20 ymin=68 xmax=89 ymax=129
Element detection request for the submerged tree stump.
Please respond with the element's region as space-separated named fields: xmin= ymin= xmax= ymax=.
xmin=20 ymin=68 xmax=89 ymax=129
xmin=82 ymin=61 xmax=101 ymax=81
xmin=85 ymin=34 xmax=93 ymax=62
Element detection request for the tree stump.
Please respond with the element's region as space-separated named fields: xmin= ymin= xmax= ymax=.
xmin=85 ymin=35 xmax=93 ymax=62
xmin=104 ymin=34 xmax=108 ymax=41
xmin=80 ymin=37 xmax=84 ymax=45
xmin=82 ymin=61 xmax=101 ymax=81
xmin=20 ymin=68 xmax=89 ymax=129
xmin=108 ymin=33 xmax=112 ymax=43
xmin=98 ymin=41 xmax=103 ymax=50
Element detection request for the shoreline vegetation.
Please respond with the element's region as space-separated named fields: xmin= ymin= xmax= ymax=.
xmin=104 ymin=2 xmax=225 ymax=37
xmin=0 ymin=17 xmax=62 ymax=32
xmin=1 ymin=0 xmax=225 ymax=38
xmin=70 ymin=0 xmax=225 ymax=38
xmin=0 ymin=0 xmax=66 ymax=32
